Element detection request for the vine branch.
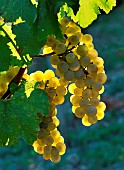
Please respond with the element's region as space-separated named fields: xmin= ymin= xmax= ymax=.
xmin=2 ymin=67 xmax=27 ymax=100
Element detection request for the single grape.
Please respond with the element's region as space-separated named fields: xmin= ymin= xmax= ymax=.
xmin=80 ymin=56 xmax=90 ymax=67
xmin=66 ymin=53 xmax=76 ymax=63
xmin=82 ymin=34 xmax=93 ymax=44
xmin=68 ymin=35 xmax=79 ymax=45
xmin=69 ymin=59 xmax=80 ymax=71
xmin=95 ymin=73 xmax=107 ymax=84
xmin=44 ymin=69 xmax=55 ymax=80
xmin=60 ymin=17 xmax=69 ymax=26
xmin=50 ymin=54 xmax=60 ymax=65
xmin=74 ymin=107 xmax=85 ymax=118
xmin=86 ymin=105 xmax=97 ymax=116
xmin=54 ymin=43 xmax=66 ymax=54
xmin=74 ymin=69 xmax=84 ymax=80
xmin=76 ymin=45 xmax=88 ymax=57
xmin=57 ymin=61 xmax=69 ymax=73
xmin=64 ymin=70 xmax=75 ymax=81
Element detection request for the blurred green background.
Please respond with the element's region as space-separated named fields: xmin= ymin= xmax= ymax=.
xmin=1 ymin=2 xmax=124 ymax=170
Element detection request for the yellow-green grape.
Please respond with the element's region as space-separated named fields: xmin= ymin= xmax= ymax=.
xmin=52 ymin=116 xmax=60 ymax=127
xmin=64 ymin=70 xmax=75 ymax=81
xmin=54 ymin=43 xmax=66 ymax=54
xmin=56 ymin=142 xmax=66 ymax=155
xmin=82 ymin=34 xmax=93 ymax=44
xmin=44 ymin=135 xmax=54 ymax=146
xmin=50 ymin=130 xmax=60 ymax=140
xmin=44 ymin=69 xmax=55 ymax=80
xmin=53 ymin=95 xmax=65 ymax=105
xmin=84 ymin=77 xmax=94 ymax=87
xmin=42 ymin=116 xmax=52 ymax=124
xmin=87 ymin=64 xmax=98 ymax=76
xmin=74 ymin=88 xmax=82 ymax=96
xmin=93 ymin=57 xmax=104 ymax=67
xmin=47 ymin=122 xmax=56 ymax=131
xmin=56 ymin=68 xmax=63 ymax=77
xmin=86 ymin=105 xmax=97 ymax=116
xmin=59 ymin=76 xmax=69 ymax=86
xmin=44 ymin=146 xmax=52 ymax=154
xmin=46 ymin=87 xmax=56 ymax=97
xmin=51 ymin=154 xmax=61 ymax=163
xmin=95 ymin=73 xmax=107 ymax=84
xmin=70 ymin=95 xmax=82 ymax=106
xmin=38 ymin=81 xmax=45 ymax=90
xmin=99 ymin=85 xmax=105 ymax=94
xmin=87 ymin=49 xmax=98 ymax=60
xmin=60 ymin=17 xmax=69 ymax=26
xmin=97 ymin=102 xmax=106 ymax=112
xmin=75 ymin=79 xmax=85 ymax=88
xmin=47 ymin=35 xmax=56 ymax=47
xmin=65 ymin=27 xmax=76 ymax=36
xmin=51 ymin=146 xmax=59 ymax=157
xmin=72 ymin=105 xmax=78 ymax=113
xmin=37 ymin=139 xmax=44 ymax=146
xmin=32 ymin=141 xmax=39 ymax=152
xmin=69 ymin=59 xmax=80 ymax=71
xmin=91 ymin=89 xmax=99 ymax=98
xmin=54 ymin=136 xmax=64 ymax=145
xmin=38 ymin=129 xmax=49 ymax=139
xmin=97 ymin=66 xmax=104 ymax=74
xmin=74 ymin=107 xmax=85 ymax=118
xmin=57 ymin=61 xmax=69 ymax=73
xmin=87 ymin=43 xmax=94 ymax=51
xmin=88 ymin=115 xmax=97 ymax=124
xmin=96 ymin=111 xmax=105 ymax=120
xmin=92 ymin=82 xmax=102 ymax=91
xmin=82 ymin=115 xmax=91 ymax=126
xmin=50 ymin=54 xmax=60 ymax=65
xmin=82 ymin=88 xmax=92 ymax=98
xmin=90 ymin=98 xmax=99 ymax=106
xmin=37 ymin=145 xmax=44 ymax=154
xmin=49 ymin=77 xmax=60 ymax=88
xmin=43 ymin=153 xmax=51 ymax=160
xmin=76 ymin=45 xmax=88 ymax=57
xmin=79 ymin=98 xmax=90 ymax=108
xmin=75 ymin=32 xmax=83 ymax=42
xmin=56 ymin=85 xmax=66 ymax=96
xmin=80 ymin=56 xmax=91 ymax=67
xmin=68 ymin=35 xmax=79 ymax=46
xmin=66 ymin=53 xmax=76 ymax=63
xmin=68 ymin=22 xmax=81 ymax=32
xmin=74 ymin=70 xmax=84 ymax=80
xmin=68 ymin=83 xmax=77 ymax=94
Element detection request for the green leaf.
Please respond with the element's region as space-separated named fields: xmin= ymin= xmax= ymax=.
xmin=77 ymin=0 xmax=116 ymax=28
xmin=0 ymin=88 xmax=50 ymax=146
xmin=59 ymin=0 xmax=116 ymax=28
xmin=0 ymin=35 xmax=11 ymax=71
xmin=35 ymin=0 xmax=63 ymax=42
xmin=12 ymin=22 xmax=30 ymax=49
xmin=0 ymin=0 xmax=37 ymax=26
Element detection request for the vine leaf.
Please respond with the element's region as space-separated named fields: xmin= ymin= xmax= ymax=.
xmin=76 ymin=0 xmax=116 ymax=28
xmin=59 ymin=0 xmax=116 ymax=28
xmin=0 ymin=88 xmax=50 ymax=147
xmin=0 ymin=35 xmax=11 ymax=71
xmin=0 ymin=0 xmax=37 ymax=26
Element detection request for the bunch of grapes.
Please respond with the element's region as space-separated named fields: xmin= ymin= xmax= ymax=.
xmin=45 ymin=17 xmax=107 ymax=127
xmin=24 ymin=70 xmax=66 ymax=162
xmin=0 ymin=66 xmax=20 ymax=98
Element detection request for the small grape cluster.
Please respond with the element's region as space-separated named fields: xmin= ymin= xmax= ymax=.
xmin=45 ymin=17 xmax=107 ymax=126
xmin=0 ymin=66 xmax=20 ymax=98
xmin=24 ymin=70 xmax=66 ymax=162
